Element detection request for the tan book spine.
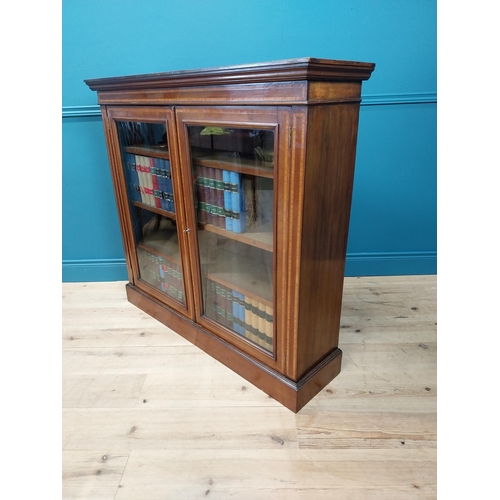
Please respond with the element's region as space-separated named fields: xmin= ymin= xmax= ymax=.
xmin=251 ymin=298 xmax=263 ymax=347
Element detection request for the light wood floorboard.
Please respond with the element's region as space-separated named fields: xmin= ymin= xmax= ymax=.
xmin=62 ymin=275 xmax=437 ymax=499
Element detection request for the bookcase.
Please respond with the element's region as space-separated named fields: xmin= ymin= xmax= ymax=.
xmin=85 ymin=58 xmax=375 ymax=412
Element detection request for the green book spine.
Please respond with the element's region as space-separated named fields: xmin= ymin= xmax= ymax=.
xmin=206 ymin=167 xmax=217 ymax=226
xmin=206 ymin=279 xmax=217 ymax=321
xmin=214 ymin=168 xmax=225 ymax=228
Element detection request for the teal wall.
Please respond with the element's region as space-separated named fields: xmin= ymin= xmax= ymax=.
xmin=62 ymin=0 xmax=436 ymax=281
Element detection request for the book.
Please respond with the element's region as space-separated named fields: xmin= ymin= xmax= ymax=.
xmin=237 ymin=292 xmax=247 ymax=337
xmin=214 ymin=283 xmax=225 ymax=326
xmin=142 ymin=156 xmax=155 ymax=206
xmin=222 ymin=170 xmax=233 ymax=231
xmin=243 ymin=175 xmax=258 ymax=231
xmin=222 ymin=285 xmax=233 ymax=328
xmin=231 ymin=290 xmax=241 ymax=335
xmin=131 ymin=154 xmax=141 ymax=202
xmin=265 ymin=305 xmax=273 ymax=349
xmin=158 ymin=256 xmax=167 ymax=294
xmin=206 ymin=279 xmax=217 ymax=321
xmin=230 ymin=171 xmax=246 ymax=233
xmin=164 ymin=159 xmax=174 ymax=212
xmin=123 ymin=153 xmax=135 ymax=201
xmin=244 ymin=295 xmax=254 ymax=342
xmin=154 ymin=158 xmax=165 ymax=210
xmin=258 ymin=302 xmax=266 ymax=346
xmin=149 ymin=157 xmax=162 ymax=209
xmin=194 ymin=166 xmax=203 ymax=222
xmin=196 ymin=167 xmax=204 ymax=222
xmin=233 ymin=290 xmax=246 ymax=336
xmin=160 ymin=159 xmax=170 ymax=212
xmin=174 ymin=262 xmax=184 ymax=302
xmin=214 ymin=169 xmax=225 ymax=228
xmin=135 ymin=155 xmax=146 ymax=203
xmin=205 ymin=167 xmax=217 ymax=225
xmin=250 ymin=298 xmax=262 ymax=346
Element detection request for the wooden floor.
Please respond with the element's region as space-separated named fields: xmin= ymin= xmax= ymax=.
xmin=62 ymin=275 xmax=437 ymax=499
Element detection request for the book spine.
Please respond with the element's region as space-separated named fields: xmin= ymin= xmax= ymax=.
xmin=194 ymin=165 xmax=201 ymax=222
xmin=161 ymin=159 xmax=169 ymax=212
xmin=215 ymin=283 xmax=224 ymax=326
xmin=206 ymin=167 xmax=218 ymax=226
xmin=201 ymin=167 xmax=210 ymax=223
xmin=206 ymin=279 xmax=217 ymax=321
xmin=164 ymin=160 xmax=174 ymax=213
xmin=166 ymin=263 xmax=173 ymax=296
xmin=231 ymin=289 xmax=240 ymax=335
xmin=135 ymin=155 xmax=146 ymax=203
xmin=148 ymin=251 xmax=161 ymax=290
xmin=150 ymin=157 xmax=162 ymax=209
xmin=163 ymin=262 xmax=174 ymax=296
xmin=172 ymin=262 xmax=180 ymax=300
xmin=230 ymin=171 xmax=246 ymax=233
xmin=174 ymin=262 xmax=184 ymax=302
xmin=214 ymin=169 xmax=225 ymax=228
xmin=258 ymin=302 xmax=268 ymax=350
xmin=158 ymin=256 xmax=167 ymax=293
xmin=222 ymin=170 xmax=233 ymax=232
xmin=195 ymin=166 xmax=206 ymax=223
xmin=123 ymin=153 xmax=133 ymax=201
xmin=155 ymin=158 xmax=165 ymax=210
xmin=250 ymin=299 xmax=262 ymax=347
xmin=265 ymin=305 xmax=273 ymax=350
xmin=130 ymin=154 xmax=141 ymax=202
xmin=244 ymin=295 xmax=253 ymax=342
xmin=237 ymin=292 xmax=246 ymax=337
xmin=142 ymin=156 xmax=155 ymax=206
xmin=224 ymin=285 xmax=234 ymax=329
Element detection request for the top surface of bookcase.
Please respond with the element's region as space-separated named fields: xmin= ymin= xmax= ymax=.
xmin=84 ymin=58 xmax=376 ymax=92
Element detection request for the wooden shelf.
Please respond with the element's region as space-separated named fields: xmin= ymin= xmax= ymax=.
xmin=126 ymin=145 xmax=170 ymax=159
xmin=198 ymin=221 xmax=273 ymax=252
xmin=139 ymin=222 xmax=182 ymax=265
xmin=137 ymin=243 xmax=181 ymax=266
xmin=191 ymin=147 xmax=274 ymax=178
xmin=139 ymin=227 xmax=272 ymax=306
xmin=197 ymin=231 xmax=273 ymax=307
xmin=132 ymin=201 xmax=176 ymax=220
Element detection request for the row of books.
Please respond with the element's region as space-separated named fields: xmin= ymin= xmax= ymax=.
xmin=194 ymin=165 xmax=247 ymax=233
xmin=138 ymin=247 xmax=184 ymax=303
xmin=205 ymin=278 xmax=273 ymax=352
xmin=124 ymin=153 xmax=176 ymax=213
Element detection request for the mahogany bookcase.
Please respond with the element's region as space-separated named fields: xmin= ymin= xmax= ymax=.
xmin=85 ymin=58 xmax=375 ymax=412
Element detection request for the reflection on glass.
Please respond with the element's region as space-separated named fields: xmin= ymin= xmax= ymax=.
xmin=117 ymin=121 xmax=185 ymax=305
xmin=189 ymin=126 xmax=275 ymax=353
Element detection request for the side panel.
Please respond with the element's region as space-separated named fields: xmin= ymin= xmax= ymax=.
xmin=296 ymin=103 xmax=361 ymax=379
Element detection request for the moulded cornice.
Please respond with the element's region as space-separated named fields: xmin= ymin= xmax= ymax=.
xmin=84 ymin=57 xmax=376 ymax=92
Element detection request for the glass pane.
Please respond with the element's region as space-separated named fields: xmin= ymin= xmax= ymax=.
xmin=189 ymin=126 xmax=275 ymax=353
xmin=117 ymin=120 xmax=185 ymax=305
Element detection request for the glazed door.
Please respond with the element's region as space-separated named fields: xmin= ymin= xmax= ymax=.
xmin=104 ymin=106 xmax=194 ymax=318
xmin=176 ymin=107 xmax=291 ymax=371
